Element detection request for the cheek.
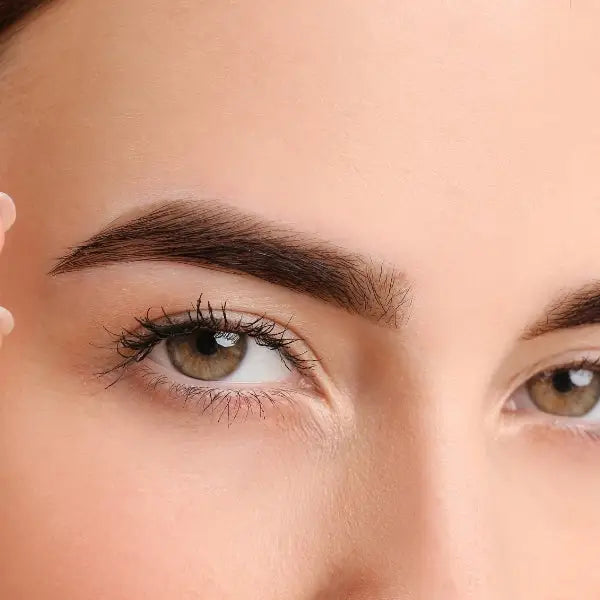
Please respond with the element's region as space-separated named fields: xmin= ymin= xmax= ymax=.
xmin=492 ymin=432 xmax=600 ymax=594
xmin=0 ymin=376 xmax=345 ymax=599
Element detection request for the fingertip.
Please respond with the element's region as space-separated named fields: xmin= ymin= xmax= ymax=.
xmin=0 ymin=192 xmax=16 ymax=232
xmin=0 ymin=306 xmax=15 ymax=336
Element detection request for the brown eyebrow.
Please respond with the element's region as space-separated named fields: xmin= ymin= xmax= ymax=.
xmin=520 ymin=281 xmax=600 ymax=340
xmin=49 ymin=199 xmax=412 ymax=328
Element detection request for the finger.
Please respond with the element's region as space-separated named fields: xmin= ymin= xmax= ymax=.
xmin=0 ymin=307 xmax=14 ymax=348
xmin=0 ymin=192 xmax=16 ymax=233
xmin=0 ymin=193 xmax=15 ymax=347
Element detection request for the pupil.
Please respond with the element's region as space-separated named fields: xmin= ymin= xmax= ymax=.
xmin=195 ymin=330 xmax=219 ymax=356
xmin=552 ymin=370 xmax=574 ymax=394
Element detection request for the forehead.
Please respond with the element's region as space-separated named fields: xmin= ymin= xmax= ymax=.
xmin=1 ymin=0 xmax=599 ymax=330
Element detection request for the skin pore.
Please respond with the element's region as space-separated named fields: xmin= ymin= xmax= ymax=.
xmin=1 ymin=1 xmax=600 ymax=598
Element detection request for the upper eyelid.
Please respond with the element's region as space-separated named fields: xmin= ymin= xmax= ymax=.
xmin=98 ymin=298 xmax=320 ymax=384
xmin=497 ymin=347 xmax=600 ymax=395
xmin=139 ymin=297 xmax=293 ymax=336
xmin=138 ymin=306 xmax=305 ymax=354
xmin=520 ymin=354 xmax=600 ymax=386
xmin=516 ymin=357 xmax=600 ymax=387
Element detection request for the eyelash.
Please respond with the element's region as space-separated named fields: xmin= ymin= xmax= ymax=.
xmin=532 ymin=356 xmax=600 ymax=378
xmin=95 ymin=295 xmax=318 ymax=424
xmin=505 ymin=355 xmax=600 ymax=441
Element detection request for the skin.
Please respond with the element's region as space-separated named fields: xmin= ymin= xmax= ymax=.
xmin=1 ymin=1 xmax=600 ymax=598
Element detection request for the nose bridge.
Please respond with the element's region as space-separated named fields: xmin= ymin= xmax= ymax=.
xmin=411 ymin=405 xmax=498 ymax=599
xmin=367 ymin=375 xmax=507 ymax=599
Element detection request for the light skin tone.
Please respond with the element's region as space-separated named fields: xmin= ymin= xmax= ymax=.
xmin=1 ymin=1 xmax=600 ymax=598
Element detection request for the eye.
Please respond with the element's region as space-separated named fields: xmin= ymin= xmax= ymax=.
xmin=100 ymin=297 xmax=317 ymax=389
xmin=147 ymin=328 xmax=293 ymax=384
xmin=96 ymin=298 xmax=321 ymax=425
xmin=527 ymin=367 xmax=600 ymax=417
xmin=507 ymin=358 xmax=600 ymax=421
xmin=166 ymin=330 xmax=247 ymax=380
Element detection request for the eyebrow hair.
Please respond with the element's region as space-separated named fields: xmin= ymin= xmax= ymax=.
xmin=49 ymin=199 xmax=412 ymax=328
xmin=520 ymin=281 xmax=600 ymax=340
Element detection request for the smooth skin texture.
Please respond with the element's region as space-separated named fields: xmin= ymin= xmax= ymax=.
xmin=1 ymin=1 xmax=600 ymax=598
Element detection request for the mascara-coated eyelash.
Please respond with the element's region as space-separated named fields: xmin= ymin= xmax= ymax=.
xmin=134 ymin=363 xmax=305 ymax=424
xmin=537 ymin=356 xmax=600 ymax=376
xmin=97 ymin=295 xmax=317 ymax=388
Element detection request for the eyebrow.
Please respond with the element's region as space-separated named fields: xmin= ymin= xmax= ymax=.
xmin=49 ymin=199 xmax=412 ymax=328
xmin=520 ymin=281 xmax=600 ymax=340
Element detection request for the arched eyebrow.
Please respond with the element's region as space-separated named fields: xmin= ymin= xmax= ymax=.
xmin=49 ymin=199 xmax=412 ymax=328
xmin=521 ymin=281 xmax=600 ymax=340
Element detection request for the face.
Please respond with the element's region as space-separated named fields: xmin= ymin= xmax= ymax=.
xmin=1 ymin=1 xmax=600 ymax=598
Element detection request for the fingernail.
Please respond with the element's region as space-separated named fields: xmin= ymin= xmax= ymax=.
xmin=0 ymin=306 xmax=15 ymax=336
xmin=0 ymin=192 xmax=16 ymax=232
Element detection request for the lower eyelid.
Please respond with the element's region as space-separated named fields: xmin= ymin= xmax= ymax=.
xmin=119 ymin=361 xmax=324 ymax=426
xmin=502 ymin=388 xmax=600 ymax=437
